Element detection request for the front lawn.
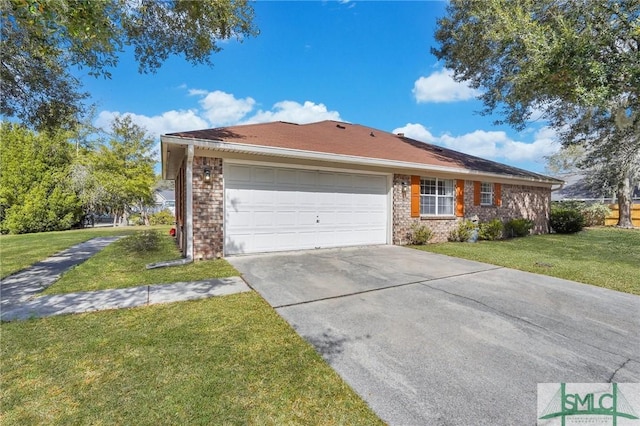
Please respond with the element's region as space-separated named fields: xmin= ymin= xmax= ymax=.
xmin=43 ymin=231 xmax=238 ymax=295
xmin=0 ymin=292 xmax=383 ymax=425
xmin=0 ymin=226 xmax=171 ymax=279
xmin=413 ymin=227 xmax=640 ymax=295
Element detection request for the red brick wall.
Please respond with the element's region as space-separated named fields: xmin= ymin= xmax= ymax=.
xmin=392 ymin=174 xmax=551 ymax=243
xmin=464 ymin=181 xmax=551 ymax=234
xmin=192 ymin=157 xmax=224 ymax=260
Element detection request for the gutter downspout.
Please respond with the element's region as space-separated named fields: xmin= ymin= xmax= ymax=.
xmin=185 ymin=145 xmax=194 ymax=260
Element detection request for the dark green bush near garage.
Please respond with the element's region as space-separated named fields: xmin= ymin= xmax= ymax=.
xmin=550 ymin=207 xmax=585 ymax=234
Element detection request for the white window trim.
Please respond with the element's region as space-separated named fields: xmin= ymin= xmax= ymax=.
xmin=420 ymin=177 xmax=455 ymax=216
xmin=480 ymin=182 xmax=494 ymax=206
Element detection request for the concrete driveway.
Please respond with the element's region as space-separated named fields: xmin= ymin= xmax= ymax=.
xmin=228 ymin=245 xmax=640 ymax=425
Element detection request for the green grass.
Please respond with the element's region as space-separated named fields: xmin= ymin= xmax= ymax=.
xmin=43 ymin=232 xmax=238 ymax=295
xmin=0 ymin=292 xmax=383 ymax=425
xmin=0 ymin=226 xmax=171 ymax=279
xmin=413 ymin=227 xmax=640 ymax=295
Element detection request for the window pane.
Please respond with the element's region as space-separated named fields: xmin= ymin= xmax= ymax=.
xmin=480 ymin=182 xmax=493 ymax=205
xmin=421 ymin=195 xmax=435 ymax=215
xmin=438 ymin=195 xmax=454 ymax=215
xmin=421 ymin=179 xmax=436 ymax=195
xmin=442 ymin=179 xmax=454 ymax=196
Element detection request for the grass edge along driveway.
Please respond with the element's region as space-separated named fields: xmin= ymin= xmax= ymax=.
xmin=1 ymin=292 xmax=384 ymax=425
xmin=412 ymin=227 xmax=640 ymax=295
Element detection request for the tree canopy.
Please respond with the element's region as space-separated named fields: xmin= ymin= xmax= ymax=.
xmin=90 ymin=115 xmax=156 ymax=225
xmin=1 ymin=0 xmax=257 ymax=130
xmin=432 ymin=0 xmax=639 ymax=227
xmin=1 ymin=116 xmax=158 ymax=234
xmin=0 ymin=123 xmax=82 ymax=233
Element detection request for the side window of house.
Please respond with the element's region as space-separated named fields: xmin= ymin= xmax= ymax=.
xmin=420 ymin=178 xmax=454 ymax=215
xmin=480 ymin=182 xmax=494 ymax=206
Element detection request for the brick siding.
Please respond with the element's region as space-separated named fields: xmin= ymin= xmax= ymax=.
xmin=393 ymin=174 xmax=551 ymax=244
xmin=192 ymin=157 xmax=224 ymax=259
xmin=464 ymin=181 xmax=551 ymax=234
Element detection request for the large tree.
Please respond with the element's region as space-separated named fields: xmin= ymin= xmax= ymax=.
xmin=432 ymin=0 xmax=639 ymax=227
xmin=89 ymin=115 xmax=156 ymax=226
xmin=1 ymin=0 xmax=257 ymax=130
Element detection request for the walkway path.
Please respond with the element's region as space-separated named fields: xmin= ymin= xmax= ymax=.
xmin=1 ymin=237 xmax=250 ymax=321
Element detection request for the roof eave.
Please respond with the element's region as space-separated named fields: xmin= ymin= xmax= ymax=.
xmin=161 ymin=135 xmax=562 ymax=186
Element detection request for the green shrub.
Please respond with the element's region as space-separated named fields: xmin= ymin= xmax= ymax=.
xmin=410 ymin=222 xmax=433 ymax=245
xmin=504 ymin=218 xmax=534 ymax=238
xmin=550 ymin=208 xmax=584 ymax=234
xmin=478 ymin=219 xmax=504 ymax=241
xmin=120 ymin=230 xmax=162 ymax=253
xmin=2 ymin=184 xmax=82 ymax=234
xmin=551 ymin=201 xmax=611 ymax=227
xmin=580 ymin=203 xmax=610 ymax=227
xmin=448 ymin=219 xmax=476 ymax=242
xmin=128 ymin=213 xmax=144 ymax=226
xmin=150 ymin=209 xmax=175 ymax=225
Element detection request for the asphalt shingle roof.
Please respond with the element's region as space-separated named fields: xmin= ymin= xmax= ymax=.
xmin=166 ymin=120 xmax=559 ymax=183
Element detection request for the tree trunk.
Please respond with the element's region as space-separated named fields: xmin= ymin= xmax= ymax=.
xmin=616 ymin=176 xmax=633 ymax=228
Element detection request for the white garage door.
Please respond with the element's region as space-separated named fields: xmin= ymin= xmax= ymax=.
xmin=224 ymin=164 xmax=388 ymax=255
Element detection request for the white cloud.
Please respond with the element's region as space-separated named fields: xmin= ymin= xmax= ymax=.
xmin=195 ymin=90 xmax=256 ymax=127
xmin=242 ymin=100 xmax=342 ymax=125
xmin=393 ymin=123 xmax=560 ymax=166
xmin=187 ymin=88 xmax=342 ymax=126
xmin=95 ymin=109 xmax=208 ymax=138
xmin=413 ymin=69 xmax=480 ymax=103
xmin=187 ymin=88 xmax=209 ymax=96
xmin=392 ymin=122 xmax=437 ymax=143
xmin=96 ymin=87 xmax=343 ymax=141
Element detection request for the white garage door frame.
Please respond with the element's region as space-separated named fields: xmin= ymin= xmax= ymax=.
xmin=223 ymin=159 xmax=392 ymax=255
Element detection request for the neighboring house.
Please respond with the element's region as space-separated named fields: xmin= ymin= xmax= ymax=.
xmin=551 ymin=172 xmax=640 ymax=203
xmin=161 ymin=120 xmax=562 ymax=259
xmin=552 ymin=172 xmax=640 ymax=227
xmin=153 ymin=189 xmax=175 ymax=214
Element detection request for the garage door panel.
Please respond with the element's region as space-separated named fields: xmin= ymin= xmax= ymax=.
xmin=226 ymin=164 xmax=252 ymax=183
xmin=275 ymin=190 xmax=297 ymax=205
xmin=318 ymin=171 xmax=336 ymax=186
xmin=254 ymin=211 xmax=277 ymax=227
xmin=274 ymin=211 xmax=296 ymax=226
xmin=225 ymin=165 xmax=388 ymax=254
xmin=252 ymin=189 xmax=275 ymax=205
xmin=276 ymin=169 xmax=298 ymax=185
xmin=298 ymin=170 xmax=317 ymax=186
xmin=256 ymin=167 xmax=276 ymax=182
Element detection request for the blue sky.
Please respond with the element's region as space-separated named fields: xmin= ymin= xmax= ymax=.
xmin=83 ymin=1 xmax=559 ymax=173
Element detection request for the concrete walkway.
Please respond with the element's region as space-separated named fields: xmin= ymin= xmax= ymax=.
xmin=1 ymin=237 xmax=250 ymax=321
xmin=1 ymin=277 xmax=250 ymax=321
xmin=1 ymin=237 xmax=122 ymax=312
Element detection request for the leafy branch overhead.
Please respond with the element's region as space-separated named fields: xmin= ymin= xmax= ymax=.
xmin=0 ymin=0 xmax=258 ymax=129
xmin=432 ymin=0 xmax=639 ymax=227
